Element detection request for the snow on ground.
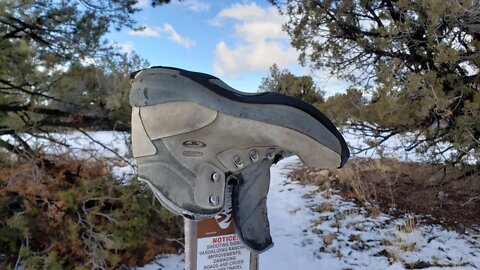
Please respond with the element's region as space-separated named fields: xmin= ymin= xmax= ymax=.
xmin=138 ymin=254 xmax=184 ymax=270
xmin=342 ymin=128 xmax=477 ymax=164
xmin=1 ymin=131 xmax=130 ymax=158
xmin=138 ymin=156 xmax=480 ymax=270
xmin=1 ymin=131 xmax=137 ymax=181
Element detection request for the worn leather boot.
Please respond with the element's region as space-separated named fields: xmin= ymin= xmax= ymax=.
xmin=129 ymin=66 xmax=349 ymax=253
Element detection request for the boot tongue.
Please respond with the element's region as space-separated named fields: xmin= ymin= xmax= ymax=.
xmin=231 ymin=159 xmax=274 ymax=253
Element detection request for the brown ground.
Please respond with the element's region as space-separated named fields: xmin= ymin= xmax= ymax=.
xmin=290 ymin=157 xmax=480 ymax=232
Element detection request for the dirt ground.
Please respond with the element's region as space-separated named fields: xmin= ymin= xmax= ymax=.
xmin=290 ymin=157 xmax=480 ymax=232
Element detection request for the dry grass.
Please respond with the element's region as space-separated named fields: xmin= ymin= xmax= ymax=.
xmin=368 ymin=206 xmax=382 ymax=219
xmin=0 ymin=155 xmax=182 ymax=269
xmin=398 ymin=215 xmax=418 ymax=233
xmin=315 ymin=203 xmax=334 ymax=213
xmin=348 ymin=234 xmax=362 ymax=242
xmin=335 ymin=158 xmax=401 ymax=206
xmin=290 ymin=157 xmax=480 ymax=231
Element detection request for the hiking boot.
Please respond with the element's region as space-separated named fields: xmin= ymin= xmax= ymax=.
xmin=129 ymin=66 xmax=349 ymax=252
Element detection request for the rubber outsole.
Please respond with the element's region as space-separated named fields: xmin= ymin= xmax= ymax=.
xmin=130 ymin=66 xmax=350 ymax=167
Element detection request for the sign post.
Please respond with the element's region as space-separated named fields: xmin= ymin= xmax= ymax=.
xmin=184 ymin=185 xmax=259 ymax=270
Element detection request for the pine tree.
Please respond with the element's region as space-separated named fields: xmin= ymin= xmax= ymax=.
xmin=0 ymin=0 xmax=151 ymax=157
xmin=259 ymin=64 xmax=325 ymax=106
xmin=272 ymin=0 xmax=480 ymax=164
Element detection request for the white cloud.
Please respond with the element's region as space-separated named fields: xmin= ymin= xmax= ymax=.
xmin=212 ymin=3 xmax=298 ymax=76
xmin=181 ymin=0 xmax=209 ymax=12
xmin=214 ymin=41 xmax=297 ymax=76
xmin=162 ymin=23 xmax=195 ymax=48
xmin=119 ymin=41 xmax=134 ymax=54
xmin=128 ymin=27 xmax=160 ymax=37
xmin=135 ymin=0 xmax=149 ymax=8
xmin=216 ymin=2 xmax=266 ymax=21
xmin=235 ymin=21 xmax=288 ymax=42
xmin=128 ymin=24 xmax=195 ymax=49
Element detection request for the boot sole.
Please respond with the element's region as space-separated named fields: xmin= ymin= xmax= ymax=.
xmin=130 ymin=66 xmax=349 ymax=167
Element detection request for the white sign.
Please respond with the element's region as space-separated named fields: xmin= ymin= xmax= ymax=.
xmin=197 ymin=233 xmax=250 ymax=270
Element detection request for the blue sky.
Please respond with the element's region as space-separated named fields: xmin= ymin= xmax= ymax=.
xmin=108 ymin=0 xmax=349 ymax=95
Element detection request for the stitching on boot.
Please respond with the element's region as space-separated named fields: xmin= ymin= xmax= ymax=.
xmin=162 ymin=138 xmax=200 ymax=175
xmin=139 ymin=177 xmax=216 ymax=219
xmin=139 ymin=161 xmax=194 ymax=186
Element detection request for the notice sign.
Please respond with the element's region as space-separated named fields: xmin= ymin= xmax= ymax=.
xmin=196 ymin=211 xmax=250 ymax=270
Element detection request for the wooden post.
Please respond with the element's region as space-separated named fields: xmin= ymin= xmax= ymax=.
xmin=185 ymin=218 xmax=198 ymax=270
xmin=184 ymin=215 xmax=259 ymax=270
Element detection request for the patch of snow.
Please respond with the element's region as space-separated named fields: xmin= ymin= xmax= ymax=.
xmin=343 ymin=128 xmax=477 ymax=164
xmin=136 ymin=254 xmax=184 ymax=270
xmin=1 ymin=131 xmax=135 ymax=182
xmin=1 ymin=131 xmax=131 ymax=159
